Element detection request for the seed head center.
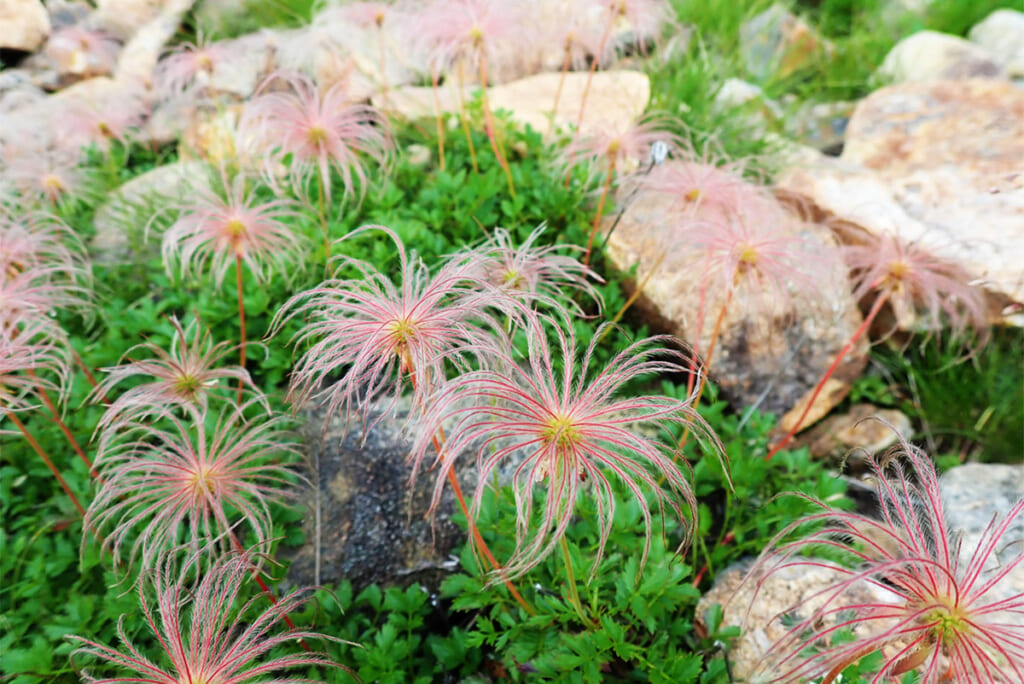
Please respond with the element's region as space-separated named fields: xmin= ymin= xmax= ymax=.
xmin=542 ymin=414 xmax=580 ymax=450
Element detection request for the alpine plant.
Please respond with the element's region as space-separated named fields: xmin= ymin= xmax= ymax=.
xmin=85 ymin=402 xmax=300 ymax=575
xmin=69 ymin=549 xmax=348 ymax=683
xmin=412 ymin=316 xmax=727 ymax=579
xmin=89 ymin=315 xmax=268 ymax=431
xmin=747 ymin=431 xmax=1024 ymax=683
xmin=272 ymin=225 xmax=513 ymax=433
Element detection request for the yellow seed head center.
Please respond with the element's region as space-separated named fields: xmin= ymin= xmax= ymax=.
xmin=542 ymin=414 xmax=580 ymax=450
xmin=684 ymin=187 xmax=701 ymax=202
xmin=469 ymin=26 xmax=484 ymax=47
xmin=42 ymin=174 xmax=65 ymax=194
xmin=307 ymin=125 xmax=329 ymax=147
xmin=188 ymin=464 xmax=218 ymax=502
xmin=888 ymin=260 xmax=909 ymax=281
xmin=387 ymin=317 xmax=418 ymax=353
xmin=606 ymin=139 xmax=621 ymax=156
xmin=737 ymin=244 xmax=758 ymax=265
xmin=175 ymin=373 xmax=202 ymax=399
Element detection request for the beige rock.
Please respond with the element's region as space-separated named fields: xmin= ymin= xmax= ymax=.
xmin=603 ymin=168 xmax=866 ymax=417
xmin=1 ymin=0 xmax=50 ymax=51
xmin=969 ymin=9 xmax=1024 ymax=78
xmin=778 ymin=79 xmax=1024 ymax=318
xmin=114 ymin=0 xmax=197 ymax=84
xmin=697 ymin=561 xmax=903 ymax=681
xmin=796 ymin=404 xmax=914 ymax=462
xmin=877 ymin=30 xmax=1003 ymax=82
xmin=374 ymin=70 xmax=650 ymax=142
xmin=94 ymin=0 xmax=164 ymax=39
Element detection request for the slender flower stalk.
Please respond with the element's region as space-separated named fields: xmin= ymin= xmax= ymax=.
xmin=572 ymin=0 xmax=671 ymax=136
xmin=1 ymin=324 xmax=85 ymax=515
xmin=412 ymin=317 xmax=726 ymax=582
xmin=766 ymin=233 xmax=988 ymax=460
xmin=161 ymin=171 xmax=304 ymax=392
xmin=559 ymin=115 xmax=681 ymax=264
xmin=414 ymin=0 xmax=522 ymax=195
xmin=746 ymin=431 xmax=1024 ymax=682
xmin=69 ymin=549 xmax=350 ymax=683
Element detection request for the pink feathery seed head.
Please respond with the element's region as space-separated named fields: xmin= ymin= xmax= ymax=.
xmin=603 ymin=0 xmax=675 ymax=54
xmin=412 ymin=0 xmax=528 ymax=76
xmin=559 ymin=113 xmax=683 ymax=179
xmin=2 ymin=146 xmax=90 ymax=208
xmin=412 ymin=316 xmax=727 ymax=580
xmin=318 ymin=0 xmax=402 ymax=29
xmin=154 ymin=35 xmax=233 ymax=100
xmin=458 ymin=224 xmax=605 ymax=316
xmin=271 ymin=224 xmax=513 ymax=433
xmin=0 ymin=320 xmax=71 ymax=416
xmin=544 ymin=0 xmax=615 ymax=70
xmin=161 ymin=170 xmax=305 ymax=286
xmin=54 ymin=85 xmax=148 ymax=153
xmin=86 ymin=401 xmax=301 ymax=576
xmin=240 ymin=71 xmax=393 ymax=206
xmin=0 ymin=210 xmax=90 ymax=283
xmin=44 ymin=27 xmax=120 ymax=77
xmin=0 ymin=265 xmax=92 ymax=333
xmin=683 ymin=205 xmax=835 ymax=314
xmin=633 ymin=155 xmax=753 ymax=224
xmin=842 ymin=232 xmax=990 ymax=340
xmin=68 ymin=548 xmax=350 ymax=683
xmin=745 ymin=426 xmax=1024 ymax=683
xmin=90 ymin=315 xmax=269 ymax=432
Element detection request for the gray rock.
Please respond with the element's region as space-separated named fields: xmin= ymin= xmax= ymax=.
xmin=969 ymin=9 xmax=1024 ymax=78
xmin=878 ymin=30 xmax=1004 ymax=82
xmin=284 ymin=397 xmax=466 ymax=592
xmin=941 ymin=463 xmax=1024 ymax=570
xmin=739 ymin=4 xmax=830 ymax=82
xmin=91 ymin=161 xmax=210 ymax=262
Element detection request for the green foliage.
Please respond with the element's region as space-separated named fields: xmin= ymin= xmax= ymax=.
xmin=861 ymin=329 xmax=1024 ymax=464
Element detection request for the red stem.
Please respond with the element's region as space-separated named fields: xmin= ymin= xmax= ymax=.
xmin=583 ymin=157 xmax=616 ymax=266
xmin=765 ymin=294 xmax=888 ymax=461
xmin=477 ymin=53 xmax=516 ymax=199
xmin=9 ymin=411 xmax=86 ymax=517
xmin=228 ymin=532 xmax=311 ymax=652
xmin=235 ymin=254 xmax=246 ymax=406
xmin=26 ymin=369 xmax=94 ymax=474
xmin=407 ymin=362 xmax=534 ymax=615
xmin=430 ymin=67 xmax=446 ymax=171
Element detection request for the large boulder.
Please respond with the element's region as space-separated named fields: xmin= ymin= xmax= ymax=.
xmin=777 ymin=79 xmax=1024 ymax=322
xmin=603 ymin=166 xmax=867 ymax=419
xmin=374 ymin=70 xmax=650 ymax=141
xmin=0 ymin=0 xmax=51 ymax=52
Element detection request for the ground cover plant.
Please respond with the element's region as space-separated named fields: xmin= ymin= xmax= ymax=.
xmin=2 ymin=1 xmax=1022 ymax=683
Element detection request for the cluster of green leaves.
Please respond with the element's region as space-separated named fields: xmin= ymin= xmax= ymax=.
xmin=849 ymin=328 xmax=1024 ymax=465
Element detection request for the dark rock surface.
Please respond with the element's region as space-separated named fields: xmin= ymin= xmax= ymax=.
xmin=285 ymin=397 xmax=465 ymax=593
